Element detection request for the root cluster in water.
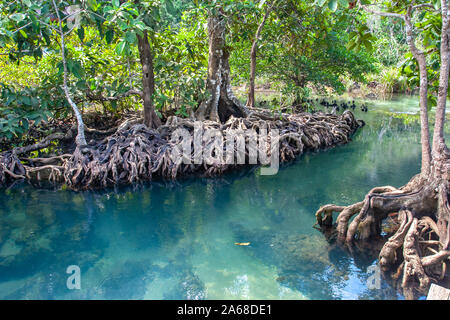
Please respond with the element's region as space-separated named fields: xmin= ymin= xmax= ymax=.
xmin=315 ymin=157 xmax=450 ymax=299
xmin=1 ymin=110 xmax=362 ymax=190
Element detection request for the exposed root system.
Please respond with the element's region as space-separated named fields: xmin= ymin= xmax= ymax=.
xmin=1 ymin=110 xmax=362 ymax=190
xmin=315 ymin=155 xmax=450 ymax=299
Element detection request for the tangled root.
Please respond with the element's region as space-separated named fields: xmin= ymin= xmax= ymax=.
xmin=0 ymin=152 xmax=26 ymax=183
xmin=1 ymin=110 xmax=362 ymax=189
xmin=315 ymin=156 xmax=450 ymax=299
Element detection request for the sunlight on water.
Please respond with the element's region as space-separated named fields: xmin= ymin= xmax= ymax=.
xmin=0 ymin=95 xmax=448 ymax=300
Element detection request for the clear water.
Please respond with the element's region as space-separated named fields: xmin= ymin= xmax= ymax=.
xmin=0 ymin=95 xmax=448 ymax=300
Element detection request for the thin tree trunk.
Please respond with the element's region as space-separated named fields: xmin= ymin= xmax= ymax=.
xmin=405 ymin=12 xmax=432 ymax=176
xmin=52 ymin=0 xmax=87 ymax=147
xmin=137 ymin=30 xmax=161 ymax=129
xmin=195 ymin=11 xmax=248 ymax=122
xmin=246 ymin=4 xmax=272 ymax=108
xmin=432 ymin=0 xmax=449 ymax=157
xmin=361 ymin=4 xmax=433 ymax=176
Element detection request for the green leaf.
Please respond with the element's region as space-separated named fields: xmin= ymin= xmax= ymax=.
xmin=125 ymin=31 xmax=137 ymax=44
xmin=328 ymin=0 xmax=338 ymax=11
xmin=433 ymin=0 xmax=441 ymax=10
xmin=19 ymin=29 xmax=27 ymax=38
xmin=165 ymin=0 xmax=176 ymax=15
xmin=134 ymin=21 xmax=146 ymax=31
xmin=70 ymin=60 xmax=85 ymax=79
xmin=115 ymin=40 xmax=126 ymax=55
xmin=112 ymin=0 xmax=120 ymax=8
xmin=363 ymin=40 xmax=373 ymax=52
xmin=87 ymin=0 xmax=99 ymax=11
xmin=346 ymin=40 xmax=357 ymax=51
xmin=20 ymin=95 xmax=31 ymax=105
xmin=77 ymin=27 xmax=85 ymax=42
xmin=76 ymin=80 xmax=87 ymax=90
xmin=67 ymin=60 xmax=74 ymax=74
xmin=30 ymin=97 xmax=39 ymax=107
xmin=427 ymin=94 xmax=436 ymax=110
xmin=105 ymin=29 xmax=114 ymax=44
xmin=42 ymin=30 xmax=51 ymax=45
xmin=10 ymin=13 xmax=26 ymax=22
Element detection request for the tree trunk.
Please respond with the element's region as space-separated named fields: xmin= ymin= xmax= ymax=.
xmin=247 ymin=41 xmax=257 ymax=109
xmin=405 ymin=13 xmax=432 ymax=176
xmin=195 ymin=11 xmax=248 ymax=122
xmin=246 ymin=5 xmax=272 ymax=108
xmin=432 ymin=0 xmax=450 ymax=159
xmin=52 ymin=0 xmax=87 ymax=147
xmin=137 ymin=31 xmax=161 ymax=129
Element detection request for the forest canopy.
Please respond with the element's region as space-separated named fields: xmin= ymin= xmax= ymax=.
xmin=0 ymin=0 xmax=408 ymax=144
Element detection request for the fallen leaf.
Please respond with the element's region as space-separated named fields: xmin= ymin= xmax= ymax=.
xmin=235 ymin=242 xmax=250 ymax=246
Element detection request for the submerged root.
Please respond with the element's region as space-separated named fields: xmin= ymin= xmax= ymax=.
xmin=0 ymin=110 xmax=362 ymax=189
xmin=315 ymin=156 xmax=450 ymax=299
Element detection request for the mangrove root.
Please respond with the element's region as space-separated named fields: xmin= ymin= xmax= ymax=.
xmin=1 ymin=110 xmax=362 ymax=190
xmin=315 ymin=155 xmax=450 ymax=299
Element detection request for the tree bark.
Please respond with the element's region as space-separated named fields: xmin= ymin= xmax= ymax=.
xmin=432 ymin=0 xmax=449 ymax=158
xmin=404 ymin=10 xmax=432 ymax=177
xmin=195 ymin=11 xmax=248 ymax=122
xmin=137 ymin=30 xmax=161 ymax=129
xmin=52 ymin=0 xmax=87 ymax=147
xmin=246 ymin=4 xmax=272 ymax=108
xmin=361 ymin=4 xmax=433 ymax=176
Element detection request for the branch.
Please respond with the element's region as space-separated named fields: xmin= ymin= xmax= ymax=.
xmin=254 ymin=0 xmax=275 ymax=41
xmin=11 ymin=22 xmax=32 ymax=34
xmin=36 ymin=19 xmax=59 ymax=33
xmin=412 ymin=4 xmax=437 ymax=12
xmin=86 ymin=89 xmax=143 ymax=102
xmin=404 ymin=5 xmax=426 ymax=58
xmin=60 ymin=9 xmax=85 ymax=22
xmin=63 ymin=24 xmax=78 ymax=37
xmin=358 ymin=3 xmax=405 ymax=19
xmin=357 ymin=2 xmax=427 ymax=59
xmin=11 ymin=132 xmax=66 ymax=156
xmin=52 ymin=0 xmax=87 ymax=146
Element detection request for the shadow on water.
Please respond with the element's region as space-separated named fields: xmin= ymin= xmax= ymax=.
xmin=0 ymin=95 xmax=448 ymax=299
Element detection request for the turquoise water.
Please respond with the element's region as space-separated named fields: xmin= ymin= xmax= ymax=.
xmin=0 ymin=96 xmax=447 ymax=300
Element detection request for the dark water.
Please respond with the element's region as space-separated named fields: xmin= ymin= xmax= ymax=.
xmin=0 ymin=96 xmax=447 ymax=300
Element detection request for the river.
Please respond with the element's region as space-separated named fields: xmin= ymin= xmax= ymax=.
xmin=0 ymin=95 xmax=448 ymax=299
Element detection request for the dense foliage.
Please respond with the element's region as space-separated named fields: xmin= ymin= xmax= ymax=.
xmin=0 ymin=0 xmax=445 ymax=142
